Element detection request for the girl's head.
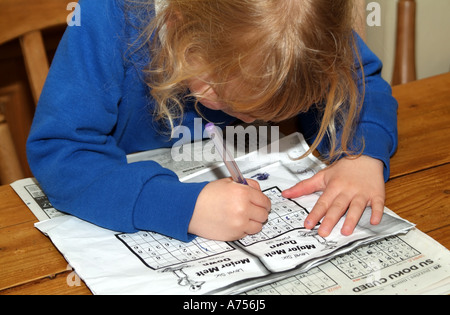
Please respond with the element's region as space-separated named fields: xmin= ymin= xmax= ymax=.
xmin=140 ymin=0 xmax=363 ymax=159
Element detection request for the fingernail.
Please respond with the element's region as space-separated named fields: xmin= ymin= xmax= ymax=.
xmin=318 ymin=226 xmax=330 ymax=237
xmin=371 ymin=217 xmax=381 ymax=225
xmin=341 ymin=226 xmax=353 ymax=236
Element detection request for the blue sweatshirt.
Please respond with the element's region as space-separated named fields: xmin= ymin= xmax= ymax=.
xmin=26 ymin=0 xmax=398 ymax=242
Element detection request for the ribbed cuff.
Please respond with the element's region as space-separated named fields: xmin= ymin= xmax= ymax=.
xmin=133 ymin=176 xmax=208 ymax=242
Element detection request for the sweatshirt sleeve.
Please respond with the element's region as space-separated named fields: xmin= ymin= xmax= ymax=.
xmin=352 ymin=32 xmax=398 ymax=182
xmin=298 ymin=32 xmax=398 ymax=182
xmin=26 ymin=0 xmax=206 ymax=241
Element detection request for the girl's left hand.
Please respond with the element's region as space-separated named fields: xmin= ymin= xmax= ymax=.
xmin=282 ymin=155 xmax=386 ymax=237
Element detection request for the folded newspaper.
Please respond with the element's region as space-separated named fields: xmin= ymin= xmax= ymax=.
xmin=11 ymin=133 xmax=424 ymax=295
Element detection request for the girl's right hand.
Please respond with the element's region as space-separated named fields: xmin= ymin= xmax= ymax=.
xmin=188 ymin=178 xmax=271 ymax=241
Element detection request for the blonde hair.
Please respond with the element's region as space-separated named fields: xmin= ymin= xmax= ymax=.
xmin=130 ymin=0 xmax=364 ymax=160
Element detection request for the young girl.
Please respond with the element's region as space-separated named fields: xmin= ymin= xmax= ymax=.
xmin=27 ymin=0 xmax=397 ymax=242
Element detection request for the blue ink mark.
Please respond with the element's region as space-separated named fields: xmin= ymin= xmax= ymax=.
xmin=195 ymin=240 xmax=209 ymax=252
xmin=251 ymin=173 xmax=270 ymax=181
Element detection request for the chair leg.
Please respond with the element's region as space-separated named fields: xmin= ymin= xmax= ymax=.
xmin=20 ymin=30 xmax=50 ymax=106
xmin=0 ymin=115 xmax=24 ymax=184
xmin=392 ymin=0 xmax=417 ymax=85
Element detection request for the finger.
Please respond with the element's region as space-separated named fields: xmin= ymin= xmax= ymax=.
xmin=245 ymin=219 xmax=264 ymax=236
xmin=318 ymin=193 xmax=352 ymax=237
xmin=248 ymin=188 xmax=272 ymax=212
xmin=282 ymin=172 xmax=325 ymax=199
xmin=369 ymin=195 xmax=385 ymax=225
xmin=247 ymin=204 xmax=270 ymax=224
xmin=246 ymin=179 xmax=262 ymax=191
xmin=304 ymin=189 xmax=337 ymax=230
xmin=341 ymin=195 xmax=369 ymax=236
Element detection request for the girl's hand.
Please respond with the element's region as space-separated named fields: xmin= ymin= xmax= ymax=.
xmin=189 ymin=178 xmax=271 ymax=241
xmin=282 ymin=156 xmax=385 ymax=237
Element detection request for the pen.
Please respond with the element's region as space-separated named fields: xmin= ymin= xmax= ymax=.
xmin=205 ymin=123 xmax=248 ymax=185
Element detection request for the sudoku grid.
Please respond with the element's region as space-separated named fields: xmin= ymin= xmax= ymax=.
xmin=244 ymin=267 xmax=337 ymax=295
xmin=116 ymin=186 xmax=309 ymax=270
xmin=238 ymin=187 xmax=310 ymax=246
xmin=330 ymin=236 xmax=421 ymax=279
xmin=116 ymin=231 xmax=235 ymax=270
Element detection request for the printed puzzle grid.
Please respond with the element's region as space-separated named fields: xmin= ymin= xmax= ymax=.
xmin=244 ymin=236 xmax=423 ymax=295
xmin=238 ymin=187 xmax=310 ymax=246
xmin=117 ymin=186 xmax=310 ymax=270
xmin=330 ymin=236 xmax=421 ymax=279
xmin=244 ymin=268 xmax=337 ymax=295
xmin=116 ymin=231 xmax=235 ymax=270
xmin=24 ymin=183 xmax=61 ymax=219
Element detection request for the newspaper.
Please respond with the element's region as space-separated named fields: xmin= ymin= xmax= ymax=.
xmin=243 ymin=227 xmax=450 ymax=295
xmin=10 ymin=133 xmax=448 ymax=295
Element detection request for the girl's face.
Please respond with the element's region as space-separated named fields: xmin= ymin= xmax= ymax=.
xmin=187 ymin=75 xmax=256 ymax=123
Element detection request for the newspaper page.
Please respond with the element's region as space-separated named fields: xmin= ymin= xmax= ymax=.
xmin=243 ymin=227 xmax=450 ymax=295
xmin=10 ymin=133 xmax=447 ymax=295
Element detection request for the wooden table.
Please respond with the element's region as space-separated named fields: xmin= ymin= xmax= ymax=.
xmin=1 ymin=73 xmax=449 ymax=295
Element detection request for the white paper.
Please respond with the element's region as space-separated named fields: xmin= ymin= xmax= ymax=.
xmin=243 ymin=228 xmax=450 ymax=295
xmin=11 ymin=133 xmax=448 ymax=295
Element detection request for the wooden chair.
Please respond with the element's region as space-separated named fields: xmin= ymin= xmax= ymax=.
xmin=0 ymin=0 xmax=73 ymax=184
xmin=0 ymin=111 xmax=24 ymax=183
xmin=392 ymin=0 xmax=417 ymax=85
xmin=354 ymin=0 xmax=417 ymax=86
